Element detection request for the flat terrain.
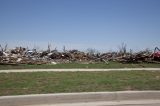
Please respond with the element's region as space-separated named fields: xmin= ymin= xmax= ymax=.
xmin=0 ymin=62 xmax=160 ymax=70
xmin=0 ymin=71 xmax=160 ymax=96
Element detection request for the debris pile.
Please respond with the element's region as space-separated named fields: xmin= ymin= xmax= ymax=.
xmin=0 ymin=45 xmax=160 ymax=65
xmin=118 ymin=51 xmax=152 ymax=63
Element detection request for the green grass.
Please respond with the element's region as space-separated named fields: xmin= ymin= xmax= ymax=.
xmin=0 ymin=71 xmax=160 ymax=96
xmin=0 ymin=62 xmax=160 ymax=70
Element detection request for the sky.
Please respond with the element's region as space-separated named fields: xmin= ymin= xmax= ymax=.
xmin=0 ymin=0 xmax=160 ymax=52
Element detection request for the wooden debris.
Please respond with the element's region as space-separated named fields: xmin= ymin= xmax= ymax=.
xmin=0 ymin=46 xmax=160 ymax=65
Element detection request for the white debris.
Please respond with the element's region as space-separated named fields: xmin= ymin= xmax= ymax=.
xmin=17 ymin=58 xmax=22 ymax=62
xmin=51 ymin=61 xmax=57 ymax=65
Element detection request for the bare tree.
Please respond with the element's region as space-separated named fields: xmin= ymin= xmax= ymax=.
xmin=47 ymin=43 xmax=51 ymax=52
xmin=4 ymin=44 xmax=8 ymax=52
xmin=0 ymin=44 xmax=8 ymax=52
xmin=118 ymin=43 xmax=127 ymax=55
xmin=33 ymin=45 xmax=39 ymax=52
xmin=0 ymin=44 xmax=3 ymax=52
xmin=86 ymin=48 xmax=99 ymax=55
xmin=63 ymin=46 xmax=66 ymax=52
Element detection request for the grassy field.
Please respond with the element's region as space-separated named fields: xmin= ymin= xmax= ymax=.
xmin=0 ymin=62 xmax=160 ymax=70
xmin=0 ymin=71 xmax=160 ymax=96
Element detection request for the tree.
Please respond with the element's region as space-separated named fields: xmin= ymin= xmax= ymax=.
xmin=47 ymin=43 xmax=51 ymax=52
xmin=0 ymin=44 xmax=8 ymax=52
xmin=118 ymin=43 xmax=127 ymax=55
xmin=86 ymin=48 xmax=99 ymax=55
xmin=63 ymin=46 xmax=66 ymax=52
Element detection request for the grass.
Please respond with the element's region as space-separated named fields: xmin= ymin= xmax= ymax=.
xmin=0 ymin=71 xmax=160 ymax=96
xmin=0 ymin=62 xmax=160 ymax=70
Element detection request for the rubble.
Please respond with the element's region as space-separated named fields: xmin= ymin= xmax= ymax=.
xmin=0 ymin=46 xmax=160 ymax=65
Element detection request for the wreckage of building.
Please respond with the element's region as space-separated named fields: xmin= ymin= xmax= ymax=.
xmin=0 ymin=46 xmax=160 ymax=65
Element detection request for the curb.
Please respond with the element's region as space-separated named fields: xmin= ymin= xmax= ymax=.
xmin=0 ymin=91 xmax=160 ymax=106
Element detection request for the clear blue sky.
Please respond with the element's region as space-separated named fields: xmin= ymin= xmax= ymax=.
xmin=0 ymin=0 xmax=160 ymax=52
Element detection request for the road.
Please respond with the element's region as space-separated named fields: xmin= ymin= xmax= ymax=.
xmin=27 ymin=100 xmax=160 ymax=106
xmin=0 ymin=68 xmax=160 ymax=73
xmin=1 ymin=91 xmax=160 ymax=106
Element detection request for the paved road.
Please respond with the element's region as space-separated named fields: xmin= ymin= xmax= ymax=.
xmin=0 ymin=68 xmax=160 ymax=73
xmin=27 ymin=100 xmax=160 ymax=106
xmin=1 ymin=91 xmax=160 ymax=106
